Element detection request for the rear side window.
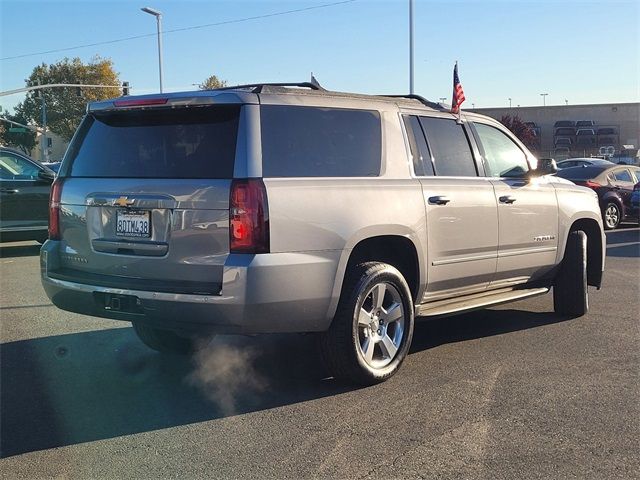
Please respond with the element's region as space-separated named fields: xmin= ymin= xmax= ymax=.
xmin=260 ymin=105 xmax=381 ymax=177
xmin=66 ymin=106 xmax=240 ymax=178
xmin=403 ymin=115 xmax=434 ymax=176
xmin=419 ymin=117 xmax=477 ymax=177
xmin=613 ymin=169 xmax=633 ymax=183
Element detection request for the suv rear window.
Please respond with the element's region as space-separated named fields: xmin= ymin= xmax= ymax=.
xmin=260 ymin=105 xmax=381 ymax=177
xmin=65 ymin=106 xmax=240 ymax=178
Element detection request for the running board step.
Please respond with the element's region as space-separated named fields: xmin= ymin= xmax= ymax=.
xmin=417 ymin=287 xmax=550 ymax=318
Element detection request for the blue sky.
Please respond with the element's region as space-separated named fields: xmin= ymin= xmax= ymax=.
xmin=1 ymin=0 xmax=638 ymax=113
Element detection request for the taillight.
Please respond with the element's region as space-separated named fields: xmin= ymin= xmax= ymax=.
xmin=583 ymin=180 xmax=602 ymax=188
xmin=229 ymin=179 xmax=269 ymax=253
xmin=48 ymin=178 xmax=64 ymax=240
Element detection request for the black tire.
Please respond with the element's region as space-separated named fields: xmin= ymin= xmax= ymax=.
xmin=602 ymin=201 xmax=621 ymax=230
xmin=319 ymin=262 xmax=414 ymax=385
xmin=132 ymin=322 xmax=196 ymax=354
xmin=553 ymin=230 xmax=588 ymax=318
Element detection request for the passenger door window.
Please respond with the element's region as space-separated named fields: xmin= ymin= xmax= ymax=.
xmin=402 ymin=115 xmax=434 ymax=176
xmin=419 ymin=117 xmax=477 ymax=177
xmin=473 ymin=123 xmax=529 ymax=178
xmin=0 ymin=151 xmax=41 ymax=180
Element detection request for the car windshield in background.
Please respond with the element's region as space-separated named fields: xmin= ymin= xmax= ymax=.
xmin=555 ymin=165 xmax=608 ymax=180
xmin=65 ymin=105 xmax=240 ymax=178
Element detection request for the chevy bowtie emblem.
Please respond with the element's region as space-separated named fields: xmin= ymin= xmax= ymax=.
xmin=114 ymin=196 xmax=135 ymax=207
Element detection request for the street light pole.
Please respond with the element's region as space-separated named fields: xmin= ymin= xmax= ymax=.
xmin=409 ymin=0 xmax=414 ymax=94
xmin=141 ymin=7 xmax=164 ymax=93
xmin=508 ymin=97 xmax=512 ymax=108
xmin=540 ymin=93 xmax=549 ymax=106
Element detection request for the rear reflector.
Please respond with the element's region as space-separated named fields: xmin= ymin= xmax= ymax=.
xmin=229 ymin=179 xmax=269 ymax=254
xmin=113 ymin=98 xmax=168 ymax=107
xmin=49 ymin=178 xmax=64 ymax=240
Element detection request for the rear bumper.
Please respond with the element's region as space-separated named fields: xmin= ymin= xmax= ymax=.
xmin=40 ymin=241 xmax=340 ymax=334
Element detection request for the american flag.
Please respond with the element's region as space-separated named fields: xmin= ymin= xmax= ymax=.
xmin=451 ymin=63 xmax=466 ymax=114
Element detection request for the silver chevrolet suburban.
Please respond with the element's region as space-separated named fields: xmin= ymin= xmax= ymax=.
xmin=41 ymin=82 xmax=605 ymax=384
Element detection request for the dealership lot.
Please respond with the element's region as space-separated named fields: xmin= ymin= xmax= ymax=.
xmin=1 ymin=228 xmax=638 ymax=479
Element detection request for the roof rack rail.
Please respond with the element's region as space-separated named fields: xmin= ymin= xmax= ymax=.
xmin=214 ymin=82 xmax=326 ymax=93
xmin=381 ymin=94 xmax=445 ymax=110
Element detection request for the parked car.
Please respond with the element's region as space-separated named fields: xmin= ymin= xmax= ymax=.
xmin=556 ymin=164 xmax=640 ymax=229
xmin=576 ymin=128 xmax=596 ymax=136
xmin=630 ymin=183 xmax=640 ymax=220
xmin=0 ymin=147 xmax=55 ymax=242
xmin=556 ymin=158 xmax=614 ymax=169
xmin=597 ymin=127 xmax=617 ymax=136
xmin=40 ymin=83 xmax=605 ymax=384
xmin=555 ymin=127 xmax=577 ymax=136
xmin=554 ymin=136 xmax=572 ymax=146
xmin=554 ymin=120 xmax=575 ymax=128
xmin=576 ymin=120 xmax=596 ymax=128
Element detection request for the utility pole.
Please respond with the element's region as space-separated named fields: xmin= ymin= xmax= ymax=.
xmin=41 ymin=96 xmax=47 ymax=161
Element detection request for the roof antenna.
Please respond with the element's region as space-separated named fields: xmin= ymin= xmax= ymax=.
xmin=310 ymin=72 xmax=322 ymax=89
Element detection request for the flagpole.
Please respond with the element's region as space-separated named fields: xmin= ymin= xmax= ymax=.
xmin=456 ymin=60 xmax=462 ymax=123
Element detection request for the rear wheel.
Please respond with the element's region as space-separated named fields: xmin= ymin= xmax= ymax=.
xmin=603 ymin=202 xmax=621 ymax=230
xmin=132 ymin=322 xmax=198 ymax=354
xmin=320 ymin=262 xmax=414 ymax=385
xmin=553 ymin=230 xmax=588 ymax=318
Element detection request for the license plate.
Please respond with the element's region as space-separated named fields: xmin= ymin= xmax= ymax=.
xmin=116 ymin=210 xmax=151 ymax=238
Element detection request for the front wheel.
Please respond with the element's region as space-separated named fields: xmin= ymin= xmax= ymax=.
xmin=320 ymin=262 xmax=414 ymax=385
xmin=553 ymin=230 xmax=588 ymax=318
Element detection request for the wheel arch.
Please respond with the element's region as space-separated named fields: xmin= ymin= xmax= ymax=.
xmin=326 ymin=232 xmax=424 ymax=322
xmin=566 ymin=218 xmax=604 ymax=288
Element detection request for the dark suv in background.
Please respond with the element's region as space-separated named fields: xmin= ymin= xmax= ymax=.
xmin=0 ymin=147 xmax=55 ymax=243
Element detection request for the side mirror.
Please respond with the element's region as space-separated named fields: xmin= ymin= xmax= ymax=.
xmin=530 ymin=158 xmax=558 ymax=177
xmin=37 ymin=169 xmax=55 ymax=183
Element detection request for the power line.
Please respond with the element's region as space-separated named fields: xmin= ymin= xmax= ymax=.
xmin=1 ymin=0 xmax=357 ymax=61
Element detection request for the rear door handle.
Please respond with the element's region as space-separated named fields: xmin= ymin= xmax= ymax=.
xmin=428 ymin=195 xmax=451 ymax=205
xmin=0 ymin=188 xmax=19 ymax=194
xmin=499 ymin=195 xmax=517 ymax=204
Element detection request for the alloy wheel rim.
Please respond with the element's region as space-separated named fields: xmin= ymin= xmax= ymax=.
xmin=356 ymin=282 xmax=405 ymax=369
xmin=605 ymin=205 xmax=619 ymax=228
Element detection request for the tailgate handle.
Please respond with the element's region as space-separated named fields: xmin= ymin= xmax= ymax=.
xmin=92 ymin=239 xmax=168 ymax=256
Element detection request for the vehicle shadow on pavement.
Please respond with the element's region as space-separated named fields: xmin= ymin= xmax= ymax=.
xmin=411 ymin=308 xmax=565 ymax=354
xmin=0 ymin=328 xmax=348 ymax=458
xmin=0 ymin=307 xmax=567 ymax=458
xmin=0 ymin=242 xmax=41 ymax=258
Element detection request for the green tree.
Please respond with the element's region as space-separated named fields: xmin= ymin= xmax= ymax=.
xmin=0 ymin=108 xmax=37 ymax=154
xmin=17 ymin=56 xmax=121 ymax=141
xmin=199 ymin=74 xmax=227 ymax=90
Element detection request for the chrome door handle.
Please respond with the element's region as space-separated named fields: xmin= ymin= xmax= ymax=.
xmin=499 ymin=195 xmax=517 ymax=204
xmin=428 ymin=195 xmax=451 ymax=205
xmin=0 ymin=188 xmax=19 ymax=194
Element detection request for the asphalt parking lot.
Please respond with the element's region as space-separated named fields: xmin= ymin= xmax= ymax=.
xmin=1 ymin=227 xmax=638 ymax=479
